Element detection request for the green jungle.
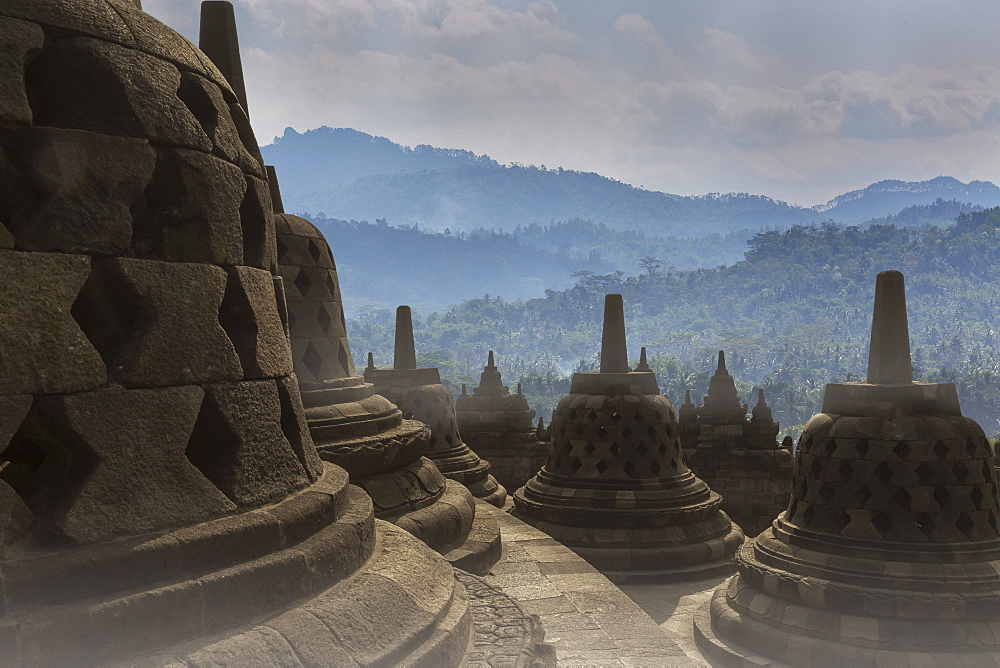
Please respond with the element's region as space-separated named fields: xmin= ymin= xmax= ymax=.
xmin=336 ymin=207 xmax=1000 ymax=442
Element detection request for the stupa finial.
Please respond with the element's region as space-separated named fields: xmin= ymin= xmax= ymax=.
xmin=199 ymin=1 xmax=249 ymax=114
xmin=487 ymin=350 xmax=496 ymax=368
xmin=867 ymin=270 xmax=913 ymax=384
xmin=461 ymin=383 xmax=467 ymax=396
xmin=716 ymin=350 xmax=727 ymax=374
xmin=635 ymin=346 xmax=651 ymax=372
xmin=599 ymin=294 xmax=630 ymax=374
xmin=393 ymin=305 xmax=417 ymax=370
xmin=365 ymin=351 xmax=375 ymax=372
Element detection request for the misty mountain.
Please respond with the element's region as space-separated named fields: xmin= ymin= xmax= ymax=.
xmin=263 ymin=127 xmax=821 ymax=236
xmin=814 ymin=177 xmax=1000 ymax=224
xmin=263 ymin=127 xmax=1000 ymax=239
xmin=261 ymin=126 xmax=498 ymax=191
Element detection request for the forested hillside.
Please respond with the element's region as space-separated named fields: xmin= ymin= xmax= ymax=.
xmin=347 ymin=209 xmax=1000 ymax=439
xmin=313 ymin=215 xmax=756 ymax=312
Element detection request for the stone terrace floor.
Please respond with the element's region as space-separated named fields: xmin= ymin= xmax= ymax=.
xmin=478 ymin=503 xmax=726 ymax=666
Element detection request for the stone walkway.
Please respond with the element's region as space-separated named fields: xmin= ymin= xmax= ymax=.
xmin=617 ymin=575 xmax=730 ymax=665
xmin=478 ymin=504 xmax=694 ymax=666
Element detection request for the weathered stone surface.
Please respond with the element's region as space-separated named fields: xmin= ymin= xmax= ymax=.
xmin=176 ymin=71 xmax=259 ymax=175
xmin=132 ymin=147 xmax=246 ymax=265
xmin=0 ymin=250 xmax=106 ymax=394
xmin=275 ymin=375 xmax=324 ymax=481
xmin=26 ymin=36 xmax=211 ymax=151
xmin=185 ymin=380 xmax=311 ymax=509
xmin=0 ymin=481 xmax=33 ymax=556
xmin=219 ymin=266 xmax=292 ymax=379
xmin=1 ymin=0 xmax=133 ymax=47
xmin=0 ymin=17 xmax=43 ymax=127
xmin=73 ymin=257 xmax=242 ymax=388
xmin=26 ymin=386 xmax=235 ymax=545
xmin=0 ymin=127 xmax=156 ymax=255
xmin=240 ymin=175 xmax=276 ymax=270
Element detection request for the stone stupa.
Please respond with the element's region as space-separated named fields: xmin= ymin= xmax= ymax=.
xmin=685 ymin=352 xmax=793 ymax=537
xmin=269 ymin=152 xmax=495 ymax=570
xmin=455 ymin=351 xmax=548 ymax=493
xmin=0 ymin=1 xmax=545 ymax=663
xmin=696 ymin=270 xmax=1000 ymax=665
xmin=513 ymin=294 xmax=744 ymax=582
xmin=366 ymin=306 xmax=507 ymax=508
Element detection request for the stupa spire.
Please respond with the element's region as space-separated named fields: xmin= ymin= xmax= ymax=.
xmin=635 ymin=346 xmax=651 ymax=372
xmin=265 ymin=165 xmax=284 ymax=213
xmin=198 ymin=1 xmax=249 ymax=113
xmin=716 ymin=350 xmax=727 ymax=374
xmin=599 ymin=293 xmax=630 ymax=374
xmin=393 ymin=305 xmax=417 ymax=370
xmin=867 ymin=270 xmax=913 ymax=384
xmin=750 ymin=388 xmax=772 ymax=423
xmin=365 ymin=352 xmax=375 ymax=372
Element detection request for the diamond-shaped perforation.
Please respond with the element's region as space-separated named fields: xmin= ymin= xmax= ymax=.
xmin=650 ymin=460 xmax=661 ymax=476
xmin=595 ymin=460 xmax=608 ymax=474
xmin=916 ymin=513 xmax=935 ymax=540
xmin=855 ymin=439 xmax=870 ymax=457
xmin=953 ymin=460 xmax=970 ymax=483
xmin=818 ymin=438 xmax=836 ymax=457
xmin=834 ymin=510 xmax=850 ymax=534
xmin=856 ymin=485 xmax=872 ymax=507
xmin=808 ymin=456 xmax=822 ymax=478
xmin=585 ymin=409 xmax=598 ymax=422
xmin=837 ymin=460 xmax=853 ymax=481
xmin=957 ymin=512 xmax=975 ymax=540
xmin=293 ymin=268 xmax=312 ymax=297
xmin=971 ymin=485 xmax=986 ymax=509
xmin=570 ymin=459 xmax=582 ymax=474
xmin=933 ymin=441 xmax=949 ymax=460
xmin=610 ymin=411 xmax=621 ymax=423
xmin=893 ymin=441 xmax=911 ymax=459
xmin=893 ymin=488 xmax=912 ymax=511
xmin=916 ymin=462 xmax=933 ymax=486
xmin=874 ymin=461 xmax=893 ymax=485
xmin=623 ymin=461 xmax=636 ymax=477
xmin=933 ymin=487 xmax=952 ymax=510
xmin=307 ymin=239 xmax=323 ymax=265
xmin=635 ymin=442 xmax=648 ymax=457
xmin=659 ymin=444 xmax=668 ymax=456
xmin=634 ymin=412 xmax=645 ymax=423
xmin=316 ymin=304 xmax=332 ymax=334
xmin=819 ymin=482 xmax=835 ymax=503
xmin=275 ymin=236 xmax=289 ymax=260
xmin=966 ymin=439 xmax=979 ymax=459
xmin=325 ymin=274 xmax=337 ymax=299
xmin=802 ymin=504 xmax=816 ymax=525
xmin=597 ymin=426 xmax=608 ymax=438
xmin=583 ymin=441 xmax=596 ymax=456
xmin=302 ymin=341 xmax=322 ymax=378
xmin=621 ymin=426 xmax=634 ymax=440
xmin=652 ymin=411 xmax=663 ymax=421
xmin=668 ymin=459 xmax=678 ymax=471
xmin=871 ymin=512 xmax=893 ymax=537
xmin=646 ymin=426 xmax=657 ymax=440
xmin=609 ymin=442 xmax=621 ymax=457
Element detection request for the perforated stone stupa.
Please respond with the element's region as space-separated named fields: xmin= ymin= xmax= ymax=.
xmin=685 ymin=352 xmax=793 ymax=537
xmin=513 ymin=294 xmax=744 ymax=582
xmin=455 ymin=351 xmax=548 ymax=493
xmin=0 ymin=1 xmax=542 ymax=663
xmin=696 ymin=270 xmax=1000 ymax=665
xmin=366 ymin=306 xmax=507 ymax=509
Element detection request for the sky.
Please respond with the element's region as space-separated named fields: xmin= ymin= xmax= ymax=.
xmin=146 ymin=0 xmax=1000 ymax=206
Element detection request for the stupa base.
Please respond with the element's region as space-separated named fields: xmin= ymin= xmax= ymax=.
xmin=511 ymin=510 xmax=744 ymax=583
xmin=695 ymin=577 xmax=1000 ymax=667
xmin=442 ymin=499 xmax=504 ymax=575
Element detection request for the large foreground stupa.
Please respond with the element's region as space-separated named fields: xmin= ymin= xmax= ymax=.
xmin=513 ymin=294 xmax=744 ymax=582
xmin=0 ymin=1 xmax=546 ymax=663
xmin=696 ymin=270 xmax=1000 ymax=665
